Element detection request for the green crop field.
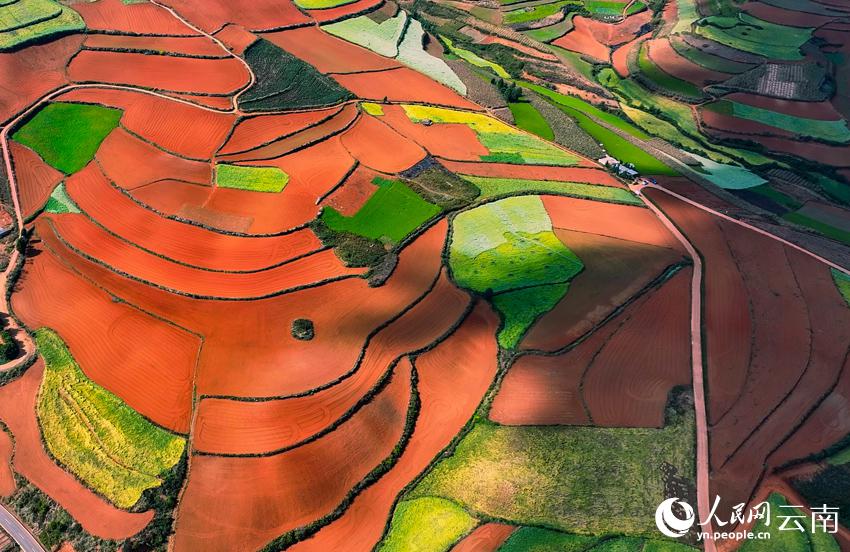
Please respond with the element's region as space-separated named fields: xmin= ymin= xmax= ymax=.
xmin=832 ymin=269 xmax=850 ymax=307
xmin=638 ymin=42 xmax=705 ymax=99
xmin=670 ymin=35 xmax=754 ymax=74
xmin=500 ymin=527 xmax=600 ymax=552
xmin=783 ymin=211 xmax=850 ymax=246
xmin=323 ymin=11 xmax=407 ymax=57
xmin=13 ymin=102 xmax=122 ymax=175
xmin=321 ymin=177 xmax=441 ymax=243
xmin=522 ymin=18 xmax=573 ymax=42
xmin=704 ymin=101 xmax=850 ymax=143
xmin=294 ymin=0 xmax=356 ymax=9
xmin=378 ymin=497 xmax=476 ymax=552
xmin=693 ymin=13 xmax=813 ymax=61
xmin=442 ymin=35 xmax=510 ymax=79
xmin=460 ymin=175 xmax=642 ymax=204
xmin=216 ymin=164 xmax=290 ymax=193
xmin=0 ymin=0 xmax=83 ymax=51
xmin=35 ymin=328 xmax=185 ymax=508
xmin=504 ymin=0 xmax=574 ymax=25
xmin=739 ymin=493 xmax=839 ymax=552
xmin=508 ymin=101 xmax=554 ymax=140
xmin=43 ymin=183 xmax=80 ymax=214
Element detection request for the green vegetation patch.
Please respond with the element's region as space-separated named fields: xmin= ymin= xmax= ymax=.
xmin=361 ymin=102 xmax=384 ymax=116
xmin=500 ymin=527 xmax=598 ymax=551
xmin=833 ymin=269 xmax=850 ymax=307
xmin=442 ymin=35 xmax=510 ymax=79
xmin=397 ymin=20 xmax=466 ymax=94
xmin=522 ymin=18 xmax=573 ymax=42
xmin=238 ymin=39 xmax=353 ymax=112
xmin=323 ymin=11 xmax=406 ymax=58
xmin=638 ymin=42 xmax=705 ymax=99
xmin=294 ymin=0 xmax=357 ymax=9
xmin=460 ymin=175 xmax=642 ymax=204
xmin=409 ymin=405 xmax=695 ymax=536
xmin=35 ymin=328 xmax=185 ymax=509
xmin=739 ymin=493 xmax=840 ymax=552
xmin=687 ymin=153 xmax=766 ymax=189
xmin=693 ymin=13 xmax=813 ymax=61
xmin=509 ymin=101 xmax=554 ymax=140
xmin=43 ymin=182 xmax=79 ymax=214
xmin=13 ymin=102 xmax=121 ymax=175
xmin=585 ymin=0 xmax=631 ymax=17
xmin=320 ymin=177 xmax=441 ymax=243
xmin=784 ymin=211 xmax=850 ymax=246
xmin=0 ymin=0 xmax=83 ymax=51
xmin=704 ymin=100 xmax=850 ymax=143
xmin=378 ymin=497 xmax=476 ymax=552
xmin=216 ymin=164 xmax=289 ymax=193
xmin=504 ymin=0 xmax=575 ymax=25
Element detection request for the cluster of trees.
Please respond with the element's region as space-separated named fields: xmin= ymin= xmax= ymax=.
xmin=492 ymin=78 xmax=522 ymax=102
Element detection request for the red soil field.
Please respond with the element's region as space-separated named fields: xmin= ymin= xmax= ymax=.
xmin=68 ymin=51 xmax=250 ymax=96
xmin=700 ymin=107 xmax=796 ymax=140
xmin=155 ymin=0 xmax=310 ymax=31
xmin=177 ymin=204 xmax=253 ymax=233
xmin=287 ymin=303 xmax=500 ymax=552
xmin=542 ymin=194 xmax=683 ymax=250
xmin=612 ymin=36 xmax=647 ymax=77
xmin=725 ymin=92 xmax=845 ymax=121
xmin=192 ymin=270 xmax=471 ymax=454
xmin=219 ymin=104 xmax=359 ymax=163
xmin=174 ymin=360 xmax=412 ymax=552
xmin=9 ymin=142 xmax=64 ymax=219
xmin=130 ymin=180 xmax=212 ymax=216
xmin=213 ymin=24 xmax=258 ymax=55
xmin=166 ymin=92 xmax=235 ymax=111
xmin=65 ymin=163 xmax=321 ymax=272
xmin=702 ymin=126 xmax=850 ymax=167
xmin=12 ymin=242 xmax=199 ymax=433
xmin=0 ymin=35 xmax=83 ymax=122
xmin=523 ymin=228 xmax=685 ymax=351
xmin=378 ymin=106 xmax=490 ymax=161
xmin=340 ymin=114 xmax=426 ymax=173
xmin=438 ymin=160 xmax=623 ymax=186
xmin=262 ymin=26 xmax=401 ymax=74
xmin=647 ymin=39 xmax=730 ymax=86
xmin=82 ymin=34 xmax=227 ymax=58
xmin=552 ymin=20 xmax=609 ymax=61
xmin=740 ymin=1 xmax=839 ymax=28
xmin=219 ymin=107 xmax=340 ymax=155
xmin=582 ymin=268 xmax=692 ymax=427
xmin=480 ymin=36 xmax=558 ymax=61
xmin=451 ymin=523 xmax=516 ymax=552
xmin=332 ymin=68 xmax=481 ymax=110
xmin=0 ymin=427 xmax=13 ymax=497
xmin=588 ymin=10 xmax=652 ymax=46
xmin=97 ymin=128 xmax=212 ymax=189
xmin=40 ymin=214 xmax=360 ymax=300
xmin=207 ymin=137 xmax=357 ymax=234
xmin=72 ymin=0 xmax=198 ymax=35
xmin=58 ymin=88 xmax=235 ymax=160
xmin=307 ymin=0 xmax=383 ymax=23
xmin=321 ymin=165 xmax=382 ymax=216
xmin=0 ymin=361 xmax=153 ymax=538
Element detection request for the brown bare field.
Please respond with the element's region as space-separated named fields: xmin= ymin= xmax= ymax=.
xmin=451 ymin=523 xmax=516 ymax=552
xmin=438 ymin=159 xmax=623 ymax=185
xmin=307 ymin=0 xmax=383 ymax=23
xmin=700 ymin=107 xmax=796 ymax=139
xmin=0 ymin=427 xmax=13 ymax=497
xmin=589 ymin=10 xmax=652 ymax=46
xmin=192 ymin=270 xmax=470 ymax=454
xmin=96 ymin=128 xmax=212 ymax=189
xmin=332 ymin=68 xmax=481 ymax=109
xmin=68 ymin=51 xmax=250 ymax=95
xmin=0 ymin=361 xmax=154 ymax=538
xmin=379 ymin=105 xmax=490 ymax=161
xmin=82 ymin=34 xmax=227 ymax=58
xmin=213 ymin=24 xmax=258 ymax=55
xmin=321 ymin=165 xmax=381 ymax=216
xmin=39 ymin=214 xmax=360 ymax=300
xmin=262 ymin=26 xmax=401 ymax=74
xmin=174 ymin=359 xmax=412 ymax=552
xmin=725 ymin=92 xmax=845 ymax=121
xmin=152 ymin=0 xmax=310 ymax=32
xmin=58 ymin=88 xmax=235 ymax=159
xmin=340 ymin=114 xmax=426 ymax=173
xmin=480 ymin=35 xmax=558 ymax=61
xmin=287 ymin=303 xmax=500 ymax=551
xmin=0 ymin=35 xmax=83 ymax=122
xmin=740 ymin=1 xmax=839 ymax=28
xmin=701 ymin=125 xmax=850 ymax=167
xmin=647 ymin=39 xmax=730 ymax=86
xmin=12 ymin=241 xmax=200 ymax=433
xmin=72 ymin=0 xmax=198 ymax=35
xmin=10 ymin=142 xmax=64 ymax=219
xmin=582 ymin=268 xmax=692 ymax=427
xmin=65 ymin=163 xmax=320 ymax=272
xmin=130 ymin=180 xmax=212 ymax=216
xmin=796 ymin=202 xmax=850 ymax=233
xmin=219 ymin=107 xmax=340 ymax=155
xmin=523 ymin=228 xmax=684 ymax=351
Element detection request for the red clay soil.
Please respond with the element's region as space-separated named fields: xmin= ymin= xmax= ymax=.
xmin=542 ymin=194 xmax=684 ymax=250
xmin=612 ymin=36 xmax=647 ymax=77
xmin=219 ymin=107 xmax=341 ymax=155
xmin=12 ymin=243 xmax=199 ymax=433
xmin=9 ymin=142 xmax=64 ymax=219
xmin=165 ymin=92 xmax=235 ymax=111
xmin=64 ymin=163 xmax=320 ymax=272
xmin=207 ymin=137 xmax=357 ymax=234
xmin=590 ymin=10 xmax=652 ymax=46
xmin=130 ymin=180 xmax=212 ymax=216
xmin=154 ymin=0 xmax=310 ymax=32
xmin=699 ymin=107 xmax=797 ymax=139
xmin=287 ymin=303 xmax=500 ymax=552
xmin=97 ymin=128 xmax=212 ymax=189
xmin=307 ymin=0 xmax=383 ymax=23
xmin=218 ymin=104 xmax=359 ymax=163
xmin=82 ymin=34 xmax=227 ymax=57
xmin=68 ymin=51 xmax=250 ymax=96
xmin=332 ymin=68 xmax=482 ymax=110
xmin=213 ymin=24 xmax=258 ymax=55
xmin=725 ymin=92 xmax=846 ymax=121
xmin=523 ymin=228 xmax=685 ymax=352
xmin=192 ymin=270 xmax=471 ymax=455
xmin=39 ymin=214 xmax=360 ymax=300
xmin=58 ymin=88 xmax=235 ymax=160
xmin=0 ymin=427 xmax=13 ymax=497
xmin=582 ymin=268 xmax=692 ymax=427
xmin=262 ymin=26 xmax=401 ymax=74
xmin=340 ymin=114 xmax=426 ymax=173
xmin=438 ymin=160 xmax=623 ymax=186
xmin=321 ymin=165 xmax=382 ymax=216
xmin=450 ymin=523 xmax=516 ymax=552
xmin=552 ymin=19 xmax=609 ymax=62
xmin=480 ymin=35 xmax=558 ymax=61
xmin=0 ymin=35 xmax=82 ymax=122
xmin=174 ymin=359 xmax=412 ymax=552
xmin=701 ymin=125 xmax=850 ymax=167
xmin=0 ymin=361 xmax=154 ymax=538
xmin=378 ymin=105 xmax=490 ymax=162
xmin=72 ymin=0 xmax=198 ymax=35
xmin=647 ymin=39 xmax=730 ymax=86
xmin=740 ymin=1 xmax=839 ymax=28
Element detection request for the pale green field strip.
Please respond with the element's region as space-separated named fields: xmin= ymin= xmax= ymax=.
xmin=686 ymin=153 xmax=766 ymax=189
xmin=35 ymin=328 xmax=185 ymax=509
xmin=294 ymin=0 xmax=357 ymax=9
xmin=460 ymin=175 xmax=642 ymax=204
xmin=442 ymin=35 xmax=510 ymax=79
xmin=216 ymin=164 xmax=290 ymax=193
xmin=322 ymin=11 xmax=407 ymax=58
xmin=672 ymin=0 xmax=700 ymax=35
xmin=522 ymin=18 xmax=572 ymax=42
xmin=378 ymin=497 xmax=476 ymax=552
xmin=504 ymin=0 xmax=575 ymax=25
xmin=693 ymin=13 xmax=813 ymax=61
xmin=397 ymin=20 xmax=466 ymax=94
xmin=43 ymin=182 xmax=80 ymax=214
xmin=705 ymin=100 xmax=850 ymax=143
